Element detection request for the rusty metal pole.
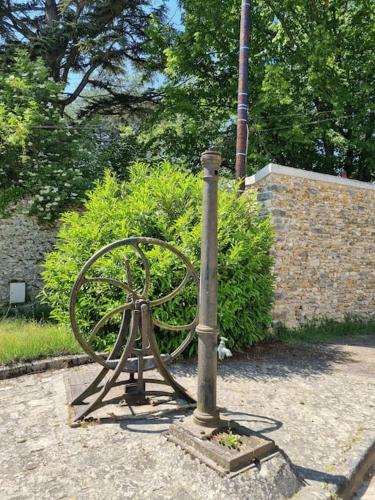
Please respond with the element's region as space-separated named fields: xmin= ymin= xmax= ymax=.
xmin=235 ymin=0 xmax=251 ymax=191
xmin=192 ymin=150 xmax=222 ymax=428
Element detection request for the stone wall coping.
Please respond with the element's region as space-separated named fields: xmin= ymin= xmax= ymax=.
xmin=245 ymin=163 xmax=375 ymax=191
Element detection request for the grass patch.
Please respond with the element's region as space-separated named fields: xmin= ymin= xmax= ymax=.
xmin=278 ymin=317 xmax=375 ymax=345
xmin=0 ymin=319 xmax=82 ymax=365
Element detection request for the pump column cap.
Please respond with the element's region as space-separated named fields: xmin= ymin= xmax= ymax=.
xmin=201 ymin=150 xmax=222 ymax=169
xmin=201 ymin=151 xmax=222 ymax=180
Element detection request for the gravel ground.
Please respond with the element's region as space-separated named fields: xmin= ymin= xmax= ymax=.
xmin=0 ymin=336 xmax=374 ymax=500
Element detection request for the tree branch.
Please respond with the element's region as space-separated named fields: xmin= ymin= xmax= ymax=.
xmin=62 ymin=63 xmax=99 ymax=106
xmin=6 ymin=11 xmax=36 ymax=40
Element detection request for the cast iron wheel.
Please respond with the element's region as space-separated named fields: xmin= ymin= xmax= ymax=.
xmin=70 ymin=237 xmax=199 ymax=371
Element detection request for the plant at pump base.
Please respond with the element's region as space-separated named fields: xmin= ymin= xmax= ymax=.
xmin=218 ymin=430 xmax=243 ymax=450
xmin=42 ymin=162 xmax=275 ymax=355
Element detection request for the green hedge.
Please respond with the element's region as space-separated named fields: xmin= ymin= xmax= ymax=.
xmin=42 ymin=162 xmax=274 ymax=355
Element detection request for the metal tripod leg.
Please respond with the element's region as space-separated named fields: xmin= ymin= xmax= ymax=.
xmin=71 ymin=310 xmax=131 ymax=405
xmin=141 ymin=303 xmax=195 ymax=404
xmin=72 ymin=300 xmax=195 ymax=422
xmin=74 ymin=309 xmax=140 ymax=421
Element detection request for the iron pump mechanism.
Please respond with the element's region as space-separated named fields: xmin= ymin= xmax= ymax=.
xmin=69 ymin=237 xmax=199 ymax=422
xmin=68 ymin=150 xmax=285 ymax=477
xmin=68 ymin=149 xmax=223 ymax=429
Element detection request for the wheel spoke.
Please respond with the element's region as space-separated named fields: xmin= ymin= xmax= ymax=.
xmin=133 ymin=243 xmax=151 ymax=298
xmin=152 ymin=316 xmax=198 ymax=332
xmin=88 ymin=302 xmax=133 ymax=343
xmin=85 ymin=277 xmax=139 ymax=297
xmin=70 ymin=236 xmax=200 ymax=369
xmin=124 ymin=257 xmax=137 ymax=301
xmin=149 ymin=271 xmax=193 ymax=307
xmin=170 ymin=329 xmax=195 ymax=360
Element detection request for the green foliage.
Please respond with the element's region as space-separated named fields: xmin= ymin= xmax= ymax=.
xmin=0 ymin=186 xmax=22 ymax=216
xmin=91 ymin=121 xmax=144 ymax=181
xmin=0 ymin=319 xmax=81 ymax=365
xmin=42 ymin=162 xmax=275 ymax=355
xmin=141 ymin=0 xmax=375 ymax=180
xmin=0 ymin=50 xmax=104 ymax=222
xmin=278 ymin=316 xmax=375 ymax=345
xmin=138 ymin=108 xmax=232 ymax=173
xmin=218 ymin=430 xmax=243 ymax=450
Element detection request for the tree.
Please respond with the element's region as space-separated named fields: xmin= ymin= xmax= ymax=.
xmin=0 ymin=49 xmax=103 ymax=221
xmin=142 ymin=0 xmax=375 ymax=181
xmin=0 ymin=0 xmax=167 ymax=112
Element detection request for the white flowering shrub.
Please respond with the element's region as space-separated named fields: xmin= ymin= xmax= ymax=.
xmin=0 ymin=50 xmax=103 ymax=222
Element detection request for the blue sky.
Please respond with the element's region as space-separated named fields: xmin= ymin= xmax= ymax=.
xmin=67 ymin=0 xmax=182 ymax=92
xmin=166 ymin=0 xmax=182 ymax=28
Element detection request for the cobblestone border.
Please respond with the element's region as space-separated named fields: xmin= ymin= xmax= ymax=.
xmin=0 ymin=353 xmax=94 ymax=380
xmin=297 ymin=428 xmax=375 ymax=499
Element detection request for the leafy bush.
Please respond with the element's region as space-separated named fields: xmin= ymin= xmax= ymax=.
xmin=42 ymin=162 xmax=274 ymax=355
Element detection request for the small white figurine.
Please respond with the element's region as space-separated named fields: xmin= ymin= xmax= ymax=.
xmin=217 ymin=337 xmax=233 ymax=360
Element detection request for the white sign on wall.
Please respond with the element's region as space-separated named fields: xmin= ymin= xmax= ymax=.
xmin=9 ymin=282 xmax=26 ymax=304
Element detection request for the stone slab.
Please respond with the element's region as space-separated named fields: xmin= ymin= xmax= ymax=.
xmin=167 ymin=416 xmax=277 ymax=475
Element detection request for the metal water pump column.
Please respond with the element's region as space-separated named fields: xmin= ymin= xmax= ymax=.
xmin=193 ymin=150 xmax=222 ymax=427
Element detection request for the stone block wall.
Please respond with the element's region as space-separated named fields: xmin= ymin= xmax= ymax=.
xmin=0 ymin=204 xmax=57 ymax=307
xmin=246 ymin=164 xmax=375 ymax=327
xmin=1 ymin=168 xmax=375 ymax=326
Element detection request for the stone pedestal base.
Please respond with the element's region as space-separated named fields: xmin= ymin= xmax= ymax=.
xmin=167 ymin=416 xmax=278 ymax=477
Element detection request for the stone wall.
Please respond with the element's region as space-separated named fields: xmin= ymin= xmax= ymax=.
xmin=0 ymin=205 xmax=57 ymax=307
xmin=246 ymin=164 xmax=375 ymax=328
xmin=1 ymin=167 xmax=375 ymax=326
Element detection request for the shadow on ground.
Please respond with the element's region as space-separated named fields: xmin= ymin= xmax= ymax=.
xmin=116 ymin=410 xmax=283 ymax=435
xmin=293 ymin=464 xmax=346 ymax=488
xmin=171 ymin=341 xmax=357 ymax=381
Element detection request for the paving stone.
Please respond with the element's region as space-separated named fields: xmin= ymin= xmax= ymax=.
xmin=0 ymin=337 xmax=374 ymax=499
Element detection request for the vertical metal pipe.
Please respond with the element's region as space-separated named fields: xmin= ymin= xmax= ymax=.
xmin=193 ymin=150 xmax=222 ymax=428
xmin=235 ymin=0 xmax=251 ymax=191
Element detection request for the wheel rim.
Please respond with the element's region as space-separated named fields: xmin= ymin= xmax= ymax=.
xmin=70 ymin=237 xmax=199 ymax=370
